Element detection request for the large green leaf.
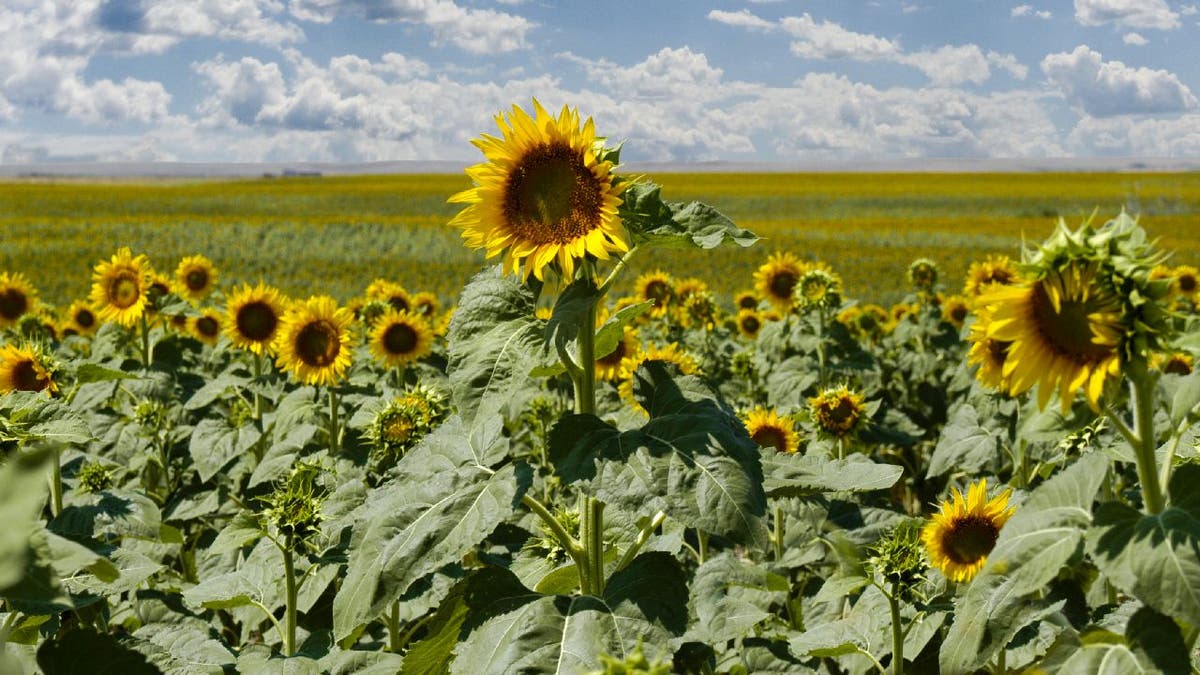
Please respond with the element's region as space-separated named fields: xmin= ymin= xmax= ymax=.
xmin=37 ymin=629 xmax=159 ymax=675
xmin=761 ymin=451 xmax=903 ymax=498
xmin=0 ymin=449 xmax=51 ymax=590
xmin=620 ymin=181 xmax=758 ymax=250
xmin=551 ymin=366 xmax=767 ymax=547
xmin=927 ymin=404 xmax=1002 ymax=478
xmin=332 ymin=418 xmax=527 ymax=641
xmin=189 ymin=417 xmax=263 ymax=484
xmin=688 ymin=553 xmax=788 ymax=645
xmin=447 ymin=266 xmax=544 ymax=431
xmin=51 ymin=489 xmax=163 ymax=542
xmin=940 ymin=451 xmax=1108 ymax=674
xmin=1086 ymin=463 xmax=1200 ymax=626
xmin=0 ymin=393 xmax=91 ymax=445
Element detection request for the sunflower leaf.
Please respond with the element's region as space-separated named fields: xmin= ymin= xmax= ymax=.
xmin=761 ymin=451 xmax=903 ymax=498
xmin=620 ymin=181 xmax=758 ymax=250
xmin=927 ymin=403 xmax=1003 ymax=478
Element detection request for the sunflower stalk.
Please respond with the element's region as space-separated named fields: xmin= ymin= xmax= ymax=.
xmin=282 ymin=535 xmax=298 ymax=656
xmin=772 ymin=503 xmax=785 ymax=562
xmin=328 ymin=388 xmax=341 ymax=455
xmin=138 ymin=313 xmax=151 ymax=368
xmin=1128 ymin=370 xmax=1166 ymax=514
xmin=252 ymin=352 xmax=264 ymax=421
xmin=888 ymin=581 xmax=904 ymax=675
xmin=48 ymin=446 xmax=63 ymax=517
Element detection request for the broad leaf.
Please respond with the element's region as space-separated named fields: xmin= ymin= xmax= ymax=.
xmin=37 ymin=629 xmax=159 ymax=675
xmin=621 ymin=182 xmax=758 ymax=250
xmin=927 ymin=404 xmax=1001 ymax=478
xmin=762 ymin=451 xmax=903 ymax=498
xmin=189 ymin=417 xmax=263 ymax=483
xmin=688 ymin=553 xmax=787 ymax=644
xmin=0 ymin=449 xmax=51 ymax=590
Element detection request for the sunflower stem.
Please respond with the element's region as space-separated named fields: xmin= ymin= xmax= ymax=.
xmin=252 ymin=352 xmax=264 ymax=421
xmin=48 ymin=446 xmax=63 ymax=518
xmin=582 ymin=497 xmax=606 ymax=595
xmin=888 ymin=581 xmax=904 ymax=675
xmin=596 ymin=245 xmax=640 ymax=298
xmin=521 ymin=494 xmax=588 ymax=589
xmin=815 ymin=308 xmax=828 ymax=389
xmin=386 ymin=599 xmax=401 ymax=653
xmin=138 ymin=313 xmax=151 ymax=368
xmin=614 ymin=510 xmax=666 ymax=574
xmin=282 ymin=534 xmax=298 ymax=657
xmin=328 ymin=388 xmax=341 ymax=455
xmin=1129 ymin=370 xmax=1166 ymax=514
xmin=773 ymin=503 xmax=785 ymax=562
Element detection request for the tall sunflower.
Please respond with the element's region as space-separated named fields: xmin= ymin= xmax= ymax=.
xmin=922 ymin=479 xmax=1015 ymax=583
xmin=174 ymin=255 xmax=218 ymax=302
xmin=274 ymin=296 xmax=353 ymax=386
xmin=742 ymin=407 xmax=799 ymax=454
xmin=0 ymin=272 xmax=38 ymax=329
xmin=90 ymin=247 xmax=151 ymax=327
xmin=0 ymin=343 xmax=57 ymax=394
xmin=365 ymin=279 xmax=412 ymax=313
xmin=448 ymin=99 xmax=628 ymax=281
xmin=754 ymin=252 xmax=807 ymax=310
xmin=981 ymin=262 xmax=1123 ymax=412
xmin=966 ymin=311 xmax=1013 ymax=392
xmin=617 ymin=343 xmax=699 ymax=415
xmin=368 ymin=309 xmax=434 ymax=368
xmin=225 ymin=283 xmax=287 ymax=355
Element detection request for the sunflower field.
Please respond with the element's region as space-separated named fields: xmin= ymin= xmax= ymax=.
xmin=2 ymin=100 xmax=1200 ymax=674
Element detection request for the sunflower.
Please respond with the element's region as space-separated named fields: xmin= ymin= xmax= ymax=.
xmin=734 ymin=290 xmax=759 ymax=311
xmin=635 ymin=270 xmax=675 ymax=315
xmin=274 ymin=296 xmax=353 ymax=386
xmin=966 ymin=312 xmax=1013 ymax=392
xmin=448 ymin=99 xmax=628 ymax=281
xmin=596 ymin=326 xmax=639 ymax=381
xmin=908 ymin=258 xmax=939 ymax=292
xmin=742 ymin=407 xmax=799 ymax=454
xmin=1151 ymin=351 xmax=1194 ymax=376
xmin=190 ymin=309 xmax=223 ymax=345
xmin=1174 ymin=265 xmax=1198 ymax=299
xmin=941 ymin=295 xmax=971 ymax=330
xmin=736 ymin=309 xmax=764 ymax=339
xmin=365 ymin=279 xmax=412 ymax=313
xmin=678 ymin=291 xmax=719 ymax=330
xmin=617 ymin=343 xmax=699 ymax=414
xmin=0 ymin=343 xmax=57 ymax=394
xmin=225 ymin=283 xmax=288 ymax=355
xmin=146 ymin=272 xmax=172 ymax=313
xmin=809 ymin=386 xmax=868 ymax=438
xmin=964 ymin=254 xmax=1018 ymax=298
xmin=368 ymin=309 xmax=434 ymax=368
xmin=89 ymin=248 xmax=151 ymax=327
xmin=675 ymin=277 xmax=709 ymax=303
xmin=754 ymin=252 xmax=807 ymax=310
xmin=174 ymin=255 xmax=218 ymax=302
xmin=795 ymin=268 xmax=842 ymax=311
xmin=981 ymin=262 xmax=1123 ymax=412
xmin=411 ymin=292 xmax=440 ymax=318
xmin=0 ymin=272 xmax=38 ymax=329
xmin=922 ymin=479 xmax=1015 ymax=583
xmin=65 ymin=301 xmax=100 ymax=336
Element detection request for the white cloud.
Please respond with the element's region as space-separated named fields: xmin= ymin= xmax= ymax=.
xmin=141 ymin=0 xmax=304 ymax=47
xmin=706 ymin=9 xmax=775 ymax=32
xmin=1183 ymin=5 xmax=1199 ymax=16
xmin=1066 ymin=114 xmax=1200 ymax=155
xmin=193 ymin=56 xmax=287 ymax=126
xmin=288 ymin=0 xmax=533 ymax=54
xmin=1073 ymin=0 xmax=1180 ymax=30
xmin=780 ymin=13 xmax=901 ymax=60
xmin=1012 ymin=5 xmax=1053 ymax=19
xmin=902 ymin=45 xmax=992 ymax=86
xmin=1122 ymin=32 xmax=1148 ymax=45
xmin=1041 ymin=45 xmax=1197 ymax=116
xmin=987 ymin=50 xmax=1030 ymax=79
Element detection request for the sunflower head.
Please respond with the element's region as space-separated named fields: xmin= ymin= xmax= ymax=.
xmin=1173 ymin=264 xmax=1199 ymax=298
xmin=941 ymin=295 xmax=971 ymax=330
xmin=0 ymin=343 xmax=58 ymax=395
xmin=66 ymin=301 xmax=100 ymax=336
xmin=76 ymin=462 xmax=116 ymax=494
xmin=1151 ymin=351 xmax=1194 ymax=376
xmin=922 ymin=479 xmax=1015 ymax=583
xmin=734 ymin=290 xmax=759 ymax=311
xmin=364 ymin=384 xmax=450 ymax=476
xmin=410 ymin=292 xmax=440 ymax=318
xmin=0 ymin=272 xmax=38 ymax=329
xmin=365 ymin=279 xmax=412 ymax=313
xmin=261 ymin=461 xmax=329 ymax=551
xmin=617 ymin=343 xmax=699 ymax=415
xmin=677 ymin=291 xmax=719 ymax=331
xmin=908 ymin=258 xmax=939 ymax=292
xmin=736 ymin=309 xmax=764 ymax=340
xmin=449 ymin=99 xmax=628 ymax=281
xmin=742 ymin=407 xmax=800 ymax=454
xmin=190 ymin=309 xmax=223 ymax=345
xmin=964 ymin=254 xmax=1019 ymax=297
xmin=754 ymin=252 xmax=807 ymax=311
xmin=174 ymin=254 xmax=217 ymax=302
xmin=809 ymin=386 xmax=868 ymax=438
xmin=967 ymin=310 xmax=1013 ymax=392
xmin=635 ymin=270 xmax=675 ymax=315
xmin=674 ymin=277 xmax=709 ymax=303
xmin=596 ymin=326 xmax=639 ymax=382
xmin=795 ymin=267 xmax=842 ymax=312
xmin=368 ymin=309 xmax=434 ymax=368
xmin=867 ymin=520 xmax=926 ymax=601
xmin=225 ymin=283 xmax=287 ymax=355
xmin=145 ymin=272 xmax=173 ymax=313
xmin=89 ymin=248 xmax=151 ymax=328
xmin=274 ymin=296 xmax=353 ymax=386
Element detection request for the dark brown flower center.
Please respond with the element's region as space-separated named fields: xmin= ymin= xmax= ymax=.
xmin=941 ymin=515 xmax=1000 ymax=565
xmin=387 ymin=295 xmax=410 ymax=312
xmin=1165 ymin=355 xmax=1193 ymax=376
xmin=108 ymin=272 xmax=141 ymax=309
xmin=949 ymin=304 xmax=969 ymax=324
xmin=1179 ymin=273 xmax=1197 ymax=294
xmin=237 ymin=301 xmax=279 ymax=342
xmin=1030 ymin=278 xmax=1115 ymax=365
xmin=740 ymin=314 xmax=761 ymax=335
xmin=768 ymin=271 xmax=798 ymax=300
xmin=0 ymin=288 xmax=29 ymax=320
xmin=817 ymin=395 xmax=862 ymax=434
xmin=12 ymin=358 xmax=49 ymax=392
xmin=382 ymin=322 xmax=418 ymax=355
xmin=737 ymin=295 xmax=757 ymax=310
xmin=186 ymin=268 xmax=209 ymax=292
xmin=987 ymin=339 xmax=1011 ymax=366
xmin=643 ymin=279 xmax=671 ymax=303
xmin=74 ymin=307 xmax=96 ymax=328
xmin=295 ymin=320 xmax=340 ymax=367
xmin=503 ymin=141 xmax=604 ymax=245
xmin=597 ymin=338 xmax=629 ymax=368
xmin=195 ymin=316 xmax=219 ymax=338
xmin=751 ymin=425 xmax=789 ymax=452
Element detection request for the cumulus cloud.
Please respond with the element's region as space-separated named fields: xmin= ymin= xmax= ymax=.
xmin=779 ymin=13 xmax=901 ymax=60
xmin=1012 ymin=5 xmax=1053 ymax=19
xmin=1073 ymin=0 xmax=1180 ymax=30
xmin=706 ymin=9 xmax=775 ymax=32
xmin=1066 ymin=114 xmax=1200 ymax=155
xmin=289 ymin=0 xmax=533 ymax=53
xmin=1041 ymin=45 xmax=1197 ymax=116
xmin=141 ymin=0 xmax=304 ymax=46
xmin=1122 ymin=32 xmax=1148 ymax=45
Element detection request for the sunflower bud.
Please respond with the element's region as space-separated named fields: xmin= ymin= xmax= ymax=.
xmin=364 ymin=384 xmax=449 ymax=476
xmin=589 ymin=642 xmax=671 ymax=675
xmin=261 ymin=461 xmax=328 ymax=550
xmin=868 ymin=519 xmax=926 ymax=602
xmin=76 ymin=462 xmax=115 ymax=494
xmin=908 ymin=258 xmax=939 ymax=293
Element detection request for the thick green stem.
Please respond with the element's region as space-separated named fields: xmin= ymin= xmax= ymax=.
xmin=596 ymin=246 xmax=640 ymax=298
xmin=889 ymin=582 xmax=904 ymax=675
xmin=522 ymin=494 xmax=588 ymax=590
xmin=773 ymin=504 xmax=785 ymax=562
xmin=815 ymin=309 xmax=828 ymax=390
xmin=583 ymin=497 xmax=606 ymax=595
xmin=387 ymin=600 xmax=401 ymax=653
xmin=697 ymin=530 xmax=709 ymax=564
xmin=139 ymin=314 xmax=151 ymax=368
xmin=614 ymin=510 xmax=666 ymax=574
xmin=1130 ymin=372 xmax=1166 ymax=514
xmin=49 ymin=447 xmax=63 ymax=518
xmin=282 ymin=537 xmax=298 ymax=656
xmin=577 ymin=291 xmax=597 ymax=416
xmin=252 ymin=352 xmax=264 ymax=420
xmin=994 ymin=645 xmax=1006 ymax=674
xmin=328 ymin=388 xmax=341 ymax=455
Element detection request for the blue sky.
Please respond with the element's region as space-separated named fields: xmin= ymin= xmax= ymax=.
xmin=1 ymin=0 xmax=1198 ymax=163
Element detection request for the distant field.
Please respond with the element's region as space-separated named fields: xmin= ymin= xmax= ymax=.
xmin=5 ymin=172 xmax=1198 ymax=309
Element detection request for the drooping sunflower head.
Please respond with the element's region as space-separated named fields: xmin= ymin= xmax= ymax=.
xmin=368 ymin=309 xmax=434 ymax=368
xmin=635 ymin=270 xmax=675 ymax=315
xmin=908 ymin=258 xmax=939 ymax=292
xmin=274 ymin=295 xmax=353 ymax=386
xmin=754 ymin=252 xmax=807 ymax=310
xmin=795 ymin=267 xmax=842 ymax=312
xmin=734 ymin=289 xmax=759 ymax=311
xmin=964 ymin=254 xmax=1019 ymax=298
xmin=617 ymin=343 xmax=699 ymax=415
xmin=189 ymin=309 xmax=223 ymax=345
xmin=365 ymin=279 xmax=412 ymax=313
xmin=66 ymin=301 xmax=100 ymax=336
xmin=0 ymin=343 xmax=58 ymax=395
xmin=174 ymin=254 xmax=217 ymax=302
xmin=922 ymin=479 xmax=1015 ymax=583
xmin=0 ymin=272 xmax=38 ymax=329
xmin=364 ymin=384 xmax=450 ymax=476
xmin=89 ymin=247 xmax=151 ymax=327
xmin=596 ymin=326 xmax=639 ymax=382
xmin=742 ymin=407 xmax=800 ymax=454
xmin=225 ymin=283 xmax=288 ymax=355
xmin=448 ymin=99 xmax=628 ymax=281
xmin=981 ymin=262 xmax=1124 ymax=412
xmin=941 ymin=295 xmax=971 ymax=330
xmin=809 ymin=386 xmax=868 ymax=438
